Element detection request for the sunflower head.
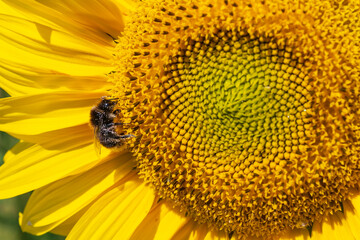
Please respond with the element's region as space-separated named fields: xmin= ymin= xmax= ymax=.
xmin=105 ymin=0 xmax=360 ymax=238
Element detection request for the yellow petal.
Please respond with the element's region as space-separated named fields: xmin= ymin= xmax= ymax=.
xmin=0 ymin=91 xmax=103 ymax=137
xmin=20 ymin=153 xmax=135 ymax=234
xmin=3 ymin=124 xmax=91 ymax=147
xmin=171 ymin=221 xmax=212 ymax=240
xmin=130 ymin=201 xmax=190 ymax=240
xmin=311 ymin=196 xmax=360 ymax=240
xmin=171 ymin=221 xmax=197 ymax=240
xmin=312 ymin=214 xmax=351 ymax=240
xmin=1 ymin=0 xmax=130 ymax=46
xmin=0 ymin=13 xmax=114 ymax=75
xmin=50 ymin=206 xmax=89 ymax=236
xmin=0 ymin=13 xmax=112 ymax=63
xmin=278 ymin=228 xmax=309 ymax=240
xmin=202 ymin=229 xmax=228 ymax=240
xmin=2 ymin=141 xmax=34 ymax=163
xmin=67 ymin=180 xmax=155 ymax=240
xmin=342 ymin=195 xmax=360 ymax=240
xmin=113 ymin=0 xmax=138 ymax=14
xmin=0 ymin=136 xmax=108 ymax=198
xmin=0 ymin=59 xmax=110 ymax=97
xmin=180 ymin=221 xmax=228 ymax=240
xmin=3 ymin=124 xmax=117 ymax=173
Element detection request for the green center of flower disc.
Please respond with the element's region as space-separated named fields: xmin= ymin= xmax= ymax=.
xmin=111 ymin=0 xmax=360 ymax=238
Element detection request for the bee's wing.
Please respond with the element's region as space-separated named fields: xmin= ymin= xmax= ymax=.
xmin=93 ymin=126 xmax=102 ymax=157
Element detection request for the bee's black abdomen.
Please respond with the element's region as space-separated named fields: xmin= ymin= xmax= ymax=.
xmin=98 ymin=130 xmax=121 ymax=148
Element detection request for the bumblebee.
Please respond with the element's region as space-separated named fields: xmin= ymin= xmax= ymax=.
xmin=90 ymin=97 xmax=133 ymax=149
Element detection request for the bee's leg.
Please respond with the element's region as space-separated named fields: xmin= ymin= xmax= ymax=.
xmin=120 ymin=134 xmax=135 ymax=139
xmin=105 ymin=122 xmax=123 ymax=128
xmin=113 ymin=109 xmax=121 ymax=114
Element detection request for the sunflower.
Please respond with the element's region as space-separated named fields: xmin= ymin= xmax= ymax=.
xmin=1 ymin=0 xmax=360 ymax=239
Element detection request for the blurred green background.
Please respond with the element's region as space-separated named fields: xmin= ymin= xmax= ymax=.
xmin=0 ymin=89 xmax=65 ymax=240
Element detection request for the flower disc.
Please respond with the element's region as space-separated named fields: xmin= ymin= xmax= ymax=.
xmin=111 ymin=0 xmax=360 ymax=238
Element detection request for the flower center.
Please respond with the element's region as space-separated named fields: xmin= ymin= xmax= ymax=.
xmin=159 ymin=30 xmax=315 ymax=235
xmin=111 ymin=0 xmax=360 ymax=238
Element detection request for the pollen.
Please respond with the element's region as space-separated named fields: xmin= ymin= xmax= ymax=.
xmin=111 ymin=0 xmax=360 ymax=238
